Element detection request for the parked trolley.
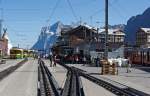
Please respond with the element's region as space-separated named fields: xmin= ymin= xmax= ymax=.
xmin=10 ymin=48 xmax=24 ymax=59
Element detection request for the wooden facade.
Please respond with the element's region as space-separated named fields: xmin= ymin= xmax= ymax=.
xmin=52 ymin=25 xmax=125 ymax=56
xmin=136 ymin=28 xmax=150 ymax=48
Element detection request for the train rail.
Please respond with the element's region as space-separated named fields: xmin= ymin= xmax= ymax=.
xmin=61 ymin=67 xmax=85 ymax=96
xmin=38 ymin=60 xmax=60 ymax=96
xmin=0 ymin=59 xmax=28 ymax=81
xmin=59 ymin=63 xmax=150 ymax=96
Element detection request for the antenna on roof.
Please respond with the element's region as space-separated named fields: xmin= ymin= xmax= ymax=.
xmin=79 ymin=17 xmax=82 ymax=25
xmin=90 ymin=16 xmax=93 ymax=26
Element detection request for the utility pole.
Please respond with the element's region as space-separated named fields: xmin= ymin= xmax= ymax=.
xmin=104 ymin=0 xmax=108 ymax=60
xmin=0 ymin=9 xmax=3 ymax=39
xmin=0 ymin=19 xmax=2 ymax=39
xmin=80 ymin=17 xmax=82 ymax=25
xmin=18 ymin=44 xmax=20 ymax=48
xmin=96 ymin=21 xmax=100 ymax=51
xmin=0 ymin=0 xmax=3 ymax=39
xmin=90 ymin=16 xmax=93 ymax=26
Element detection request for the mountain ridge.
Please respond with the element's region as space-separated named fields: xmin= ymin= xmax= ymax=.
xmin=124 ymin=7 xmax=150 ymax=45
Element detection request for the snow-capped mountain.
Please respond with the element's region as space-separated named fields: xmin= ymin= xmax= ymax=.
xmin=32 ymin=21 xmax=63 ymax=53
xmin=32 ymin=21 xmax=73 ymax=54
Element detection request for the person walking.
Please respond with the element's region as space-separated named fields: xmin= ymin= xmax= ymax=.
xmin=96 ymin=56 xmax=100 ymax=67
xmin=49 ymin=55 xmax=53 ymax=67
xmin=53 ymin=55 xmax=57 ymax=67
xmin=75 ymin=55 xmax=79 ymax=64
xmin=127 ymin=57 xmax=131 ymax=73
xmin=83 ymin=56 xmax=86 ymax=66
xmin=38 ymin=55 xmax=41 ymax=64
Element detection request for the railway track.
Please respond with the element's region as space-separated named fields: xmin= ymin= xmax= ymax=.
xmin=38 ymin=60 xmax=60 ymax=96
xmin=0 ymin=59 xmax=28 ymax=81
xmin=61 ymin=67 xmax=85 ymax=96
xmin=59 ymin=63 xmax=150 ymax=96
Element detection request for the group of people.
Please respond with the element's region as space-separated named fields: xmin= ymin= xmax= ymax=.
xmin=91 ymin=57 xmax=101 ymax=67
xmin=49 ymin=55 xmax=57 ymax=67
xmin=47 ymin=53 xmax=132 ymax=73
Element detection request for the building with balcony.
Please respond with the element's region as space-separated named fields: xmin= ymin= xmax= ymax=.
xmin=98 ymin=29 xmax=125 ymax=51
xmin=136 ymin=28 xmax=150 ymax=48
xmin=54 ymin=24 xmax=125 ymax=56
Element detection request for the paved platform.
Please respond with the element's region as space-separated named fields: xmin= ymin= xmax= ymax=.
xmin=0 ymin=59 xmax=23 ymax=72
xmin=43 ymin=60 xmax=116 ymax=96
xmin=0 ymin=59 xmax=38 ymax=96
xmin=81 ymin=77 xmax=116 ymax=96
xmin=43 ymin=60 xmax=67 ymax=89
xmin=69 ymin=64 xmax=150 ymax=94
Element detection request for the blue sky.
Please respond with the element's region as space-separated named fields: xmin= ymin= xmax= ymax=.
xmin=0 ymin=0 xmax=150 ymax=48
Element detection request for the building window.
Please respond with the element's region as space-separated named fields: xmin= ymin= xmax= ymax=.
xmin=147 ymin=35 xmax=150 ymax=42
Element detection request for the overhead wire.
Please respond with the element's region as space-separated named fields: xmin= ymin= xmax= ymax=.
xmin=110 ymin=0 xmax=129 ymax=16
xmin=66 ymin=0 xmax=79 ymax=21
xmin=108 ymin=0 xmax=127 ymax=21
xmin=47 ymin=0 xmax=61 ymax=23
xmin=83 ymin=0 xmax=107 ymax=26
xmin=0 ymin=0 xmax=3 ymax=19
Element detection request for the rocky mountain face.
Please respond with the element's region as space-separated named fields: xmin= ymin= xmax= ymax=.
xmin=124 ymin=7 xmax=150 ymax=45
xmin=32 ymin=21 xmax=73 ymax=54
xmin=32 ymin=21 xmax=63 ymax=53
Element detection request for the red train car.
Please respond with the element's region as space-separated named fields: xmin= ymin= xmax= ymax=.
xmin=124 ymin=48 xmax=150 ymax=66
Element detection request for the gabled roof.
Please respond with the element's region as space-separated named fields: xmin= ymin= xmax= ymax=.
xmin=140 ymin=28 xmax=150 ymax=33
xmin=99 ymin=29 xmax=125 ymax=35
xmin=2 ymin=31 xmax=9 ymax=40
xmin=65 ymin=25 xmax=97 ymax=35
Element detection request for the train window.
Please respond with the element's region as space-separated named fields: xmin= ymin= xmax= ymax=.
xmin=138 ymin=51 xmax=140 ymax=55
xmin=147 ymin=51 xmax=150 ymax=61
xmin=144 ymin=52 xmax=146 ymax=55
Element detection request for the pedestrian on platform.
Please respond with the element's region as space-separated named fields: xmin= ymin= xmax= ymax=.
xmin=83 ymin=56 xmax=86 ymax=66
xmin=53 ymin=55 xmax=57 ymax=67
xmin=75 ymin=56 xmax=79 ymax=64
xmin=96 ymin=56 xmax=100 ymax=67
xmin=49 ymin=55 xmax=53 ymax=67
xmin=127 ymin=57 xmax=131 ymax=73
xmin=38 ymin=56 xmax=41 ymax=64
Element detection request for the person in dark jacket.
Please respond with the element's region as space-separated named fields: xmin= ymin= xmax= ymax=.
xmin=49 ymin=55 xmax=53 ymax=67
xmin=127 ymin=57 xmax=132 ymax=73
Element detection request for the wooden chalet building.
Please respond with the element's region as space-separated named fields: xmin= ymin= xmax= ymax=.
xmin=136 ymin=28 xmax=150 ymax=48
xmin=52 ymin=24 xmax=125 ymax=57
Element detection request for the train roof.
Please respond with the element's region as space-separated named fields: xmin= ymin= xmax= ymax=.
xmin=10 ymin=48 xmax=24 ymax=51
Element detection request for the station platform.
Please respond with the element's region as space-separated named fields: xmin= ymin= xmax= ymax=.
xmin=0 ymin=60 xmax=38 ymax=96
xmin=0 ymin=59 xmax=23 ymax=72
xmin=44 ymin=60 xmax=67 ymax=89
xmin=69 ymin=64 xmax=150 ymax=94
xmin=81 ymin=77 xmax=116 ymax=96
xmin=43 ymin=60 xmax=116 ymax=96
